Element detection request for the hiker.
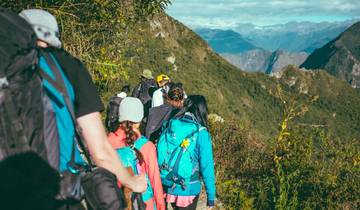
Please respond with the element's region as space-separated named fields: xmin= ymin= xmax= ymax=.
xmin=157 ymin=95 xmax=216 ymax=210
xmin=1 ymin=8 xmax=148 ymax=208
xmin=145 ymin=82 xmax=186 ymax=143
xmin=132 ymin=69 xmax=157 ymax=117
xmin=151 ymin=74 xmax=171 ymax=108
xmin=105 ymin=84 xmax=131 ymax=132
xmin=108 ymin=97 xmax=165 ymax=210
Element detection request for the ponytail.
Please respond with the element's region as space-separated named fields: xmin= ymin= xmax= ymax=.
xmin=120 ymin=121 xmax=144 ymax=164
xmin=165 ymin=82 xmax=185 ymax=108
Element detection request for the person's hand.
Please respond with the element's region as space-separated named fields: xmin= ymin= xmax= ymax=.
xmin=129 ymin=173 xmax=147 ymax=192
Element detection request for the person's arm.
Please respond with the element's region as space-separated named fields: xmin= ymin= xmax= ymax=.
xmin=77 ymin=112 xmax=147 ymax=192
xmin=198 ymin=130 xmax=216 ymax=207
xmin=142 ymin=142 xmax=165 ymax=210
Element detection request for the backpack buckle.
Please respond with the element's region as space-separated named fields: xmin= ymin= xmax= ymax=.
xmin=179 ymin=179 xmax=187 ymax=190
xmin=161 ymin=163 xmax=169 ymax=170
xmin=0 ymin=77 xmax=9 ymax=88
xmin=171 ymin=175 xmax=187 ymax=190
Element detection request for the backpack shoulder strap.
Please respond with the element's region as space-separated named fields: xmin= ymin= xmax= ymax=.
xmin=38 ymin=51 xmax=75 ymax=119
xmin=38 ymin=51 xmax=94 ymax=168
xmin=134 ymin=136 xmax=148 ymax=150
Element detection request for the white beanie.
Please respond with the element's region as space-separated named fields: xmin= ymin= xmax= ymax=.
xmin=118 ymin=97 xmax=144 ymax=123
xmin=19 ymin=9 xmax=61 ymax=48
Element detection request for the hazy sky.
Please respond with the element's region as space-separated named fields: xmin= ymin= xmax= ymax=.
xmin=166 ymin=0 xmax=360 ymax=28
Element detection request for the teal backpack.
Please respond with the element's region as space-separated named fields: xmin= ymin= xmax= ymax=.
xmin=39 ymin=51 xmax=85 ymax=172
xmin=115 ymin=136 xmax=154 ymax=202
xmin=157 ymin=116 xmax=205 ymax=191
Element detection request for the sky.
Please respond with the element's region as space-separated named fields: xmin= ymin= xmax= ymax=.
xmin=166 ymin=0 xmax=360 ymax=28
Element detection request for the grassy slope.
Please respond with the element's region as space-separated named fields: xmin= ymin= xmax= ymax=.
xmin=3 ymin=1 xmax=358 ymax=142
xmin=124 ymin=14 xmax=360 ymax=141
xmin=125 ymin=14 xmax=284 ymax=140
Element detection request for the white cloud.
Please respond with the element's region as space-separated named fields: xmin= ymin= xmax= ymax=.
xmin=166 ymin=0 xmax=360 ymax=28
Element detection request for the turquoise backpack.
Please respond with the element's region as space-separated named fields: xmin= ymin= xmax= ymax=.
xmin=39 ymin=51 xmax=84 ymax=172
xmin=157 ymin=116 xmax=205 ymax=191
xmin=115 ymin=136 xmax=154 ymax=202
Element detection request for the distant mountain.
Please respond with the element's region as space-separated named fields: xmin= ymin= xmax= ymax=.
xmin=266 ymin=50 xmax=308 ymax=74
xmin=195 ymin=28 xmax=258 ymax=53
xmin=222 ymin=49 xmax=308 ymax=73
xmin=234 ymin=20 xmax=357 ymax=53
xmin=222 ymin=49 xmax=271 ymax=72
xmin=301 ymin=22 xmax=360 ymax=88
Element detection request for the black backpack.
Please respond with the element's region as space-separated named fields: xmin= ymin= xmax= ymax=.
xmin=0 ymin=8 xmax=128 ymax=208
xmin=0 ymin=7 xmax=59 ymax=164
xmin=132 ymin=79 xmax=157 ymax=105
xmin=105 ymin=96 xmax=124 ymax=132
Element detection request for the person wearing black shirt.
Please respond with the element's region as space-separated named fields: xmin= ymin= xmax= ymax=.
xmin=19 ymin=9 xmax=147 ymax=192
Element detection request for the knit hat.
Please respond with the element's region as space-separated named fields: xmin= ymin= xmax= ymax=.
xmin=141 ymin=69 xmax=153 ymax=79
xmin=118 ymin=97 xmax=144 ymax=123
xmin=19 ymin=9 xmax=61 ymax=48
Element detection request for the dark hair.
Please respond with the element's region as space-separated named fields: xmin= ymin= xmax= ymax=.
xmin=120 ymin=121 xmax=144 ymax=164
xmin=121 ymin=85 xmax=131 ymax=94
xmin=165 ymin=82 xmax=185 ymax=108
xmin=185 ymin=95 xmax=209 ymax=128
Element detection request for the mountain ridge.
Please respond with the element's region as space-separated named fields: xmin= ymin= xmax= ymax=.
xmin=195 ymin=28 xmax=258 ymax=53
xmin=301 ymin=21 xmax=360 ymax=88
xmin=222 ymin=49 xmax=308 ymax=73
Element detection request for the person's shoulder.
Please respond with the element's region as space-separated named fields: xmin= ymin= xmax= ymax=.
xmin=139 ymin=136 xmax=156 ymax=150
xmin=52 ymin=48 xmax=85 ymax=69
xmin=51 ymin=48 xmax=73 ymax=60
xmin=197 ymin=126 xmax=211 ymax=140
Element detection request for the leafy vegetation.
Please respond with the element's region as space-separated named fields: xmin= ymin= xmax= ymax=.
xmin=211 ymin=91 xmax=359 ymax=209
xmin=2 ymin=1 xmax=360 ymax=209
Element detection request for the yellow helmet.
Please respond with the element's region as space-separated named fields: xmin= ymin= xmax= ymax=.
xmin=156 ymin=74 xmax=170 ymax=85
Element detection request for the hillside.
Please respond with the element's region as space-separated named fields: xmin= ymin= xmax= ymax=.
xmin=118 ymin=15 xmax=360 ymax=141
xmin=301 ymin=22 xmax=360 ymax=88
xmin=222 ymin=49 xmax=308 ymax=73
xmin=4 ymin=1 xmax=360 ymax=142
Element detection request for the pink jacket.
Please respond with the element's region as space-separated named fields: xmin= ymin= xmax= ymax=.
xmin=108 ymin=128 xmax=165 ymax=210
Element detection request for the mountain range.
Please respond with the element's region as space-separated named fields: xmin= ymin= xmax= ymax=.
xmin=234 ymin=20 xmax=358 ymax=53
xmin=194 ymin=28 xmax=257 ymax=53
xmin=301 ymin=22 xmax=360 ymax=88
xmin=195 ymin=20 xmax=357 ymax=73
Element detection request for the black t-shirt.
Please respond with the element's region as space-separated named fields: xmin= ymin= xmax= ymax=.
xmin=51 ymin=48 xmax=104 ymax=118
